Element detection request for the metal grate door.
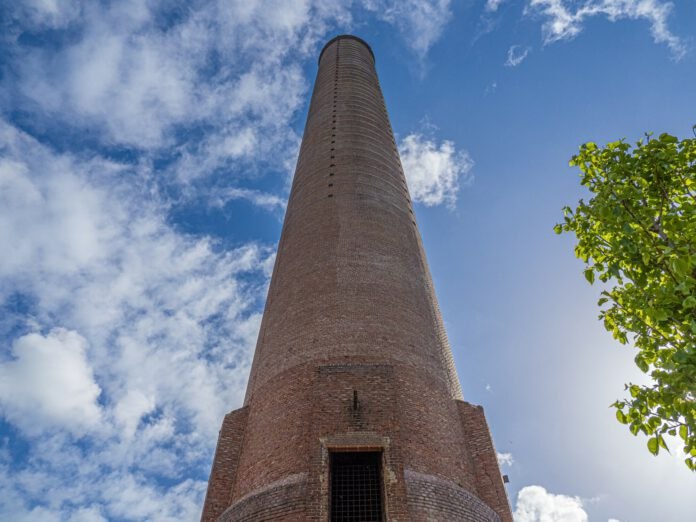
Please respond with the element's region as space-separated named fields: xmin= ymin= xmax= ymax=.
xmin=330 ymin=452 xmax=383 ymax=522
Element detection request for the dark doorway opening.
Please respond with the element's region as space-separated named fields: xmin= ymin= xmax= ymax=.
xmin=330 ymin=451 xmax=383 ymax=522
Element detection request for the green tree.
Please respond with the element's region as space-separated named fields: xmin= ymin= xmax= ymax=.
xmin=555 ymin=130 xmax=696 ymax=470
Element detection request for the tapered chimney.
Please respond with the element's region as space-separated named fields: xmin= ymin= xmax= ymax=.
xmin=201 ymin=35 xmax=512 ymax=522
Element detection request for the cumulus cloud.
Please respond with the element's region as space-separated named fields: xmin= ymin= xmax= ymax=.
xmin=10 ymin=0 xmax=84 ymax=29
xmin=114 ymin=389 xmax=156 ymax=440
xmin=506 ymin=44 xmax=531 ymax=66
xmin=399 ymin=133 xmax=474 ymax=209
xmin=11 ymin=1 xmax=312 ymax=155
xmin=497 ymin=452 xmax=515 ymax=466
xmin=69 ymin=506 xmax=108 ymax=522
xmin=526 ymin=0 xmax=687 ymax=59
xmin=514 ymin=485 xmax=589 ymax=522
xmin=0 ymin=328 xmax=102 ymax=435
xmin=0 ymin=120 xmax=271 ymax=518
xmin=0 ymin=461 xmax=204 ymax=522
xmin=363 ymin=0 xmax=453 ymax=57
xmin=7 ymin=0 xmax=454 ymax=157
xmin=214 ymin=187 xmax=287 ymax=212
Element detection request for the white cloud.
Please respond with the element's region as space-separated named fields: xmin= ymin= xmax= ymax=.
xmin=114 ymin=389 xmax=156 ymax=439
xmin=13 ymin=1 xmax=305 ymax=150
xmin=4 ymin=1 xmax=329 ymax=168
xmin=0 ymin=328 xmax=102 ymax=436
xmin=69 ymin=506 xmax=108 ymax=522
xmin=486 ymin=0 xmax=507 ymax=12
xmin=99 ymin=474 xmax=205 ymax=522
xmin=506 ymin=44 xmax=531 ymax=66
xmin=0 ymin=151 xmax=121 ymax=278
xmin=514 ymin=485 xmax=589 ymax=522
xmin=0 ymin=119 xmax=272 ymax=518
xmin=12 ymin=0 xmax=84 ymax=29
xmin=526 ymin=0 xmax=687 ymax=59
xmin=399 ymin=133 xmax=474 ymax=209
xmin=214 ymin=188 xmax=287 ymax=212
xmin=363 ymin=0 xmax=453 ymax=57
xmin=0 ymin=462 xmax=204 ymax=522
xmin=7 ymin=0 xmax=453 ymax=161
xmin=497 ymin=452 xmax=515 ymax=466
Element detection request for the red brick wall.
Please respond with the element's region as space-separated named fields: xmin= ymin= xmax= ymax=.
xmin=219 ymin=473 xmax=307 ymax=521
xmin=405 ymin=469 xmax=502 ymax=521
xmin=458 ymin=402 xmax=514 ymax=522
xmin=200 ymin=407 xmax=249 ymax=521
xmin=243 ymin=35 xmax=462 ymax=405
xmin=201 ymin=35 xmax=513 ymax=522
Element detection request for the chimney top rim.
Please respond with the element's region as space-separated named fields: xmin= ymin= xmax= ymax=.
xmin=319 ymin=35 xmax=375 ymax=65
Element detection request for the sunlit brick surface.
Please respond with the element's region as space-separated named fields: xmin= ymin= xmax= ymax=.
xmin=201 ymin=35 xmax=513 ymax=522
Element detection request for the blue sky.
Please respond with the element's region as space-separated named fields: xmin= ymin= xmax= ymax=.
xmin=0 ymin=1 xmax=694 ymax=521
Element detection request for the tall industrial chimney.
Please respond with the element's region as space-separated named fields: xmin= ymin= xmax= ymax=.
xmin=201 ymin=35 xmax=512 ymax=522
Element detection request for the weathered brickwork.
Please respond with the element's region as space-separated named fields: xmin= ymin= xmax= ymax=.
xmin=201 ymin=407 xmax=249 ymax=521
xmin=405 ymin=469 xmax=501 ymax=522
xmin=201 ymin=35 xmax=513 ymax=522
xmin=219 ymin=474 xmax=307 ymax=521
xmin=458 ymin=402 xmax=513 ymax=520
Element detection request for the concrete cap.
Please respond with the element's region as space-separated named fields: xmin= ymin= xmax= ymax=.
xmin=318 ymin=34 xmax=375 ymax=64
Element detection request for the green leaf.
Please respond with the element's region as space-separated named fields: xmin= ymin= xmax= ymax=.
xmin=560 ymin=130 xmax=696 ymax=470
xmin=671 ymin=258 xmax=689 ymax=277
xmin=658 ymin=435 xmax=669 ymax=451
xmin=584 ymin=268 xmax=595 ymax=284
xmin=635 ymin=355 xmax=649 ymax=373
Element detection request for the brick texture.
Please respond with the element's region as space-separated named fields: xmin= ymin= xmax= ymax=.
xmin=201 ymin=407 xmax=249 ymax=521
xmin=457 ymin=402 xmax=513 ymax=520
xmin=405 ymin=469 xmax=502 ymax=522
xmin=201 ymin=35 xmax=513 ymax=522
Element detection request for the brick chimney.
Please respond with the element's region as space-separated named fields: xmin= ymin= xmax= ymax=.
xmin=201 ymin=35 xmax=513 ymax=522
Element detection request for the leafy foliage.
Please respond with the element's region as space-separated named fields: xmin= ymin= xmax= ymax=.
xmin=555 ymin=131 xmax=696 ymax=470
